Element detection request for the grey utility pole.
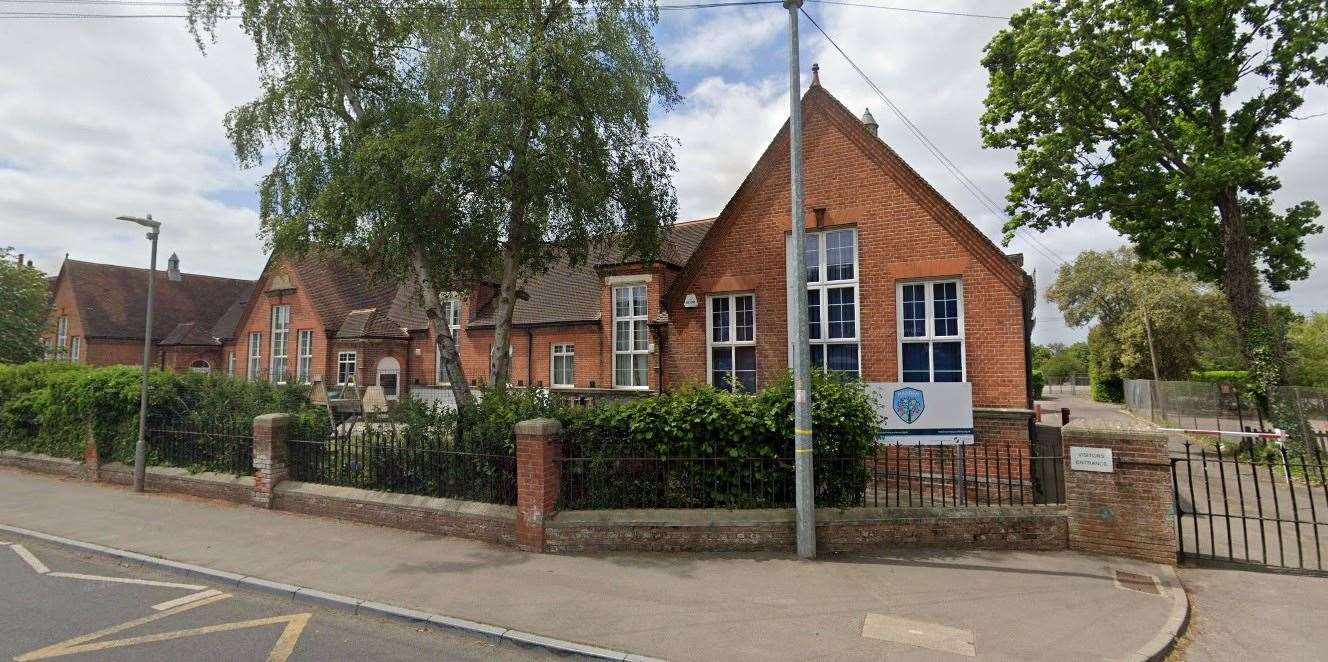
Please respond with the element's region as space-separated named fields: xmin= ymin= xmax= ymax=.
xmin=784 ymin=0 xmax=815 ymax=559
xmin=117 ymin=214 xmax=161 ymax=493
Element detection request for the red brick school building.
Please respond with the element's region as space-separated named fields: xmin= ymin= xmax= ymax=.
xmin=43 ymin=80 xmax=1034 ymax=447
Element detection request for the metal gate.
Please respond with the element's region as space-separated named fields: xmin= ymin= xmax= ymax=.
xmin=1171 ymin=439 xmax=1328 ymax=574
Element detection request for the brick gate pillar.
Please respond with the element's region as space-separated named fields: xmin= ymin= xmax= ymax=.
xmin=252 ymin=413 xmax=290 ymax=509
xmin=1063 ymin=419 xmax=1176 ymax=565
xmin=83 ymin=419 xmax=100 ymax=482
xmin=515 ymin=418 xmax=562 ymax=552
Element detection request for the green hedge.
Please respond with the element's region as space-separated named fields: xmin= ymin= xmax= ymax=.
xmin=1031 ymin=370 xmax=1046 ymax=399
xmin=0 ymin=362 xmax=320 ymax=462
xmin=557 ymin=372 xmax=877 ymax=509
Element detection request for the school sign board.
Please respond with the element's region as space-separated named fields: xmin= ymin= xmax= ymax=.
xmin=864 ymin=382 xmax=975 ymax=445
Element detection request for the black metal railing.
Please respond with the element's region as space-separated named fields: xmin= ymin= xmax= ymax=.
xmin=145 ymin=417 xmax=253 ymax=477
xmin=287 ymin=426 xmax=517 ymax=505
xmin=1172 ymin=439 xmax=1328 ymax=574
xmin=558 ymin=444 xmax=1063 ymax=510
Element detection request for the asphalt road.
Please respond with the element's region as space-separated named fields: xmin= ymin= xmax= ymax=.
xmin=0 ymin=537 xmax=561 ymax=661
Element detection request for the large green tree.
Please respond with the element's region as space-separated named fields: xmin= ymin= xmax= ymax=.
xmin=982 ymin=0 xmax=1327 ymax=426
xmin=0 ymin=248 xmax=50 ymax=364
xmin=188 ymin=0 xmax=678 ymax=403
xmin=1288 ymin=312 xmax=1328 ymax=387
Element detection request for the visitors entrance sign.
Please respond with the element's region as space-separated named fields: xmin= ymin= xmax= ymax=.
xmin=865 ymin=382 xmax=975 ymax=445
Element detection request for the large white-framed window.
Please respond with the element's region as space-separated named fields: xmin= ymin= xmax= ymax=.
xmin=434 ymin=297 xmax=462 ymax=384
xmin=227 ymin=351 xmax=236 ymax=377
xmin=247 ymin=332 xmax=262 ymax=381
xmin=708 ymin=293 xmax=757 ymax=392
xmin=612 ymin=284 xmax=649 ymax=389
xmin=296 ymin=330 xmax=314 ymax=383
xmin=804 ymin=228 xmax=860 ymax=377
xmin=337 ymin=351 xmax=357 ymax=386
xmin=897 ymin=279 xmax=965 ymax=382
xmin=68 ymin=336 xmax=80 ymax=364
xmin=56 ymin=316 xmax=68 ymax=356
xmin=551 ymin=343 xmax=575 ymax=388
xmin=269 ymin=305 xmax=290 ymax=384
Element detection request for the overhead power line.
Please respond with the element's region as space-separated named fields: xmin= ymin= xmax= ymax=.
xmin=806 ymin=0 xmax=1010 ymax=21
xmin=798 ymin=5 xmax=1070 ymax=268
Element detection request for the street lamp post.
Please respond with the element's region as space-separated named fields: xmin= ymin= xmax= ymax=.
xmin=117 ymin=214 xmax=161 ymax=493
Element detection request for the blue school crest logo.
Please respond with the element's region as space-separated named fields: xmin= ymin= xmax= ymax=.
xmin=892 ymin=387 xmax=925 ymax=424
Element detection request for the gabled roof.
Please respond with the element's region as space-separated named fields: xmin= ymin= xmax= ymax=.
xmin=270 ymin=250 xmax=401 ymax=333
xmin=336 ymin=307 xmax=408 ymax=340
xmin=665 ymin=82 xmax=1028 ymax=305
xmin=55 ymin=259 xmax=255 ymax=341
xmin=465 ymin=218 xmax=716 ymax=328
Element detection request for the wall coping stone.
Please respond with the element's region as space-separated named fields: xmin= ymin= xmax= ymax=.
xmin=274 ymin=480 xmax=516 ymax=521
xmin=99 ymin=462 xmax=255 ymax=488
xmin=550 ymin=504 xmax=1066 ymax=528
xmin=514 ymin=418 xmax=562 ymax=436
xmin=1062 ymin=419 xmax=1166 ymax=439
xmin=0 ymin=450 xmax=82 ymax=468
xmin=973 ymin=407 xmax=1036 ymax=419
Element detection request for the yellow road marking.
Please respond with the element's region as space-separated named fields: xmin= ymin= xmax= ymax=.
xmin=46 ymin=571 xmax=204 ymax=590
xmin=14 ymin=593 xmax=231 ymax=660
xmin=11 ymin=544 xmax=50 ymax=574
xmin=152 ymin=589 xmax=223 ymax=611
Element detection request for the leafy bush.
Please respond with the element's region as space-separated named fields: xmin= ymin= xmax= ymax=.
xmin=0 ymin=362 xmax=320 ymax=462
xmin=558 ymin=372 xmax=877 ymax=509
xmin=1031 ymin=370 xmax=1046 ymax=399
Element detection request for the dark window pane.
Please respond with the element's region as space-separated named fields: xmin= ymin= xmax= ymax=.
xmin=933 ymin=342 xmax=963 ymax=382
xmin=902 ymin=342 xmax=930 ymax=382
xmin=735 ymin=295 xmax=754 ymax=342
xmin=826 ymin=344 xmax=859 ymax=375
xmin=810 ymin=344 xmax=824 ymax=369
xmin=735 ymin=347 xmax=757 ymax=392
xmin=805 ymin=238 xmax=820 ymax=283
xmin=828 ymin=287 xmax=856 ymax=339
xmin=711 ymin=296 xmax=729 ymax=343
xmin=902 ymin=283 xmax=927 ymax=337
xmin=825 ymin=229 xmax=855 ymax=281
xmin=711 ymin=347 xmax=733 ymax=389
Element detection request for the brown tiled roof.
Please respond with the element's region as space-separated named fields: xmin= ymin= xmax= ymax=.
xmin=283 ymin=251 xmax=400 ymax=333
xmin=336 ymin=307 xmax=408 ymax=339
xmin=467 ymin=219 xmax=715 ymax=328
xmin=59 ymin=259 xmax=254 ymax=342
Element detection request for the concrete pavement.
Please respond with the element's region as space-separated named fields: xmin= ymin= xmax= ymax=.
xmin=1041 ymin=391 xmax=1328 ymax=661
xmin=0 ymin=466 xmax=1186 ymax=661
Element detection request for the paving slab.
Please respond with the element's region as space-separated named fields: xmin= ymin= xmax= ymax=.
xmin=0 ymin=467 xmax=1181 ymax=661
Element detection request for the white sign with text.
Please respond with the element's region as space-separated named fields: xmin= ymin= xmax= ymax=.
xmin=865 ymin=382 xmax=975 ymax=445
xmin=1069 ymin=446 xmax=1114 ymax=473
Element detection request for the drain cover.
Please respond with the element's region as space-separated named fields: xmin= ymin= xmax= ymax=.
xmin=1114 ymin=569 xmax=1162 ymax=595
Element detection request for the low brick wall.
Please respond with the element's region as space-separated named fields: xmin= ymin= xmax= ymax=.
xmin=0 ymin=450 xmax=84 ymax=478
xmin=99 ymin=462 xmax=253 ymax=504
xmin=273 ymin=481 xmax=516 ymax=546
xmin=546 ymin=505 xmax=1067 ymax=553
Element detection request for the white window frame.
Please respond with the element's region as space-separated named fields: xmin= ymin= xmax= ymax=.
xmin=612 ymin=284 xmax=650 ymax=390
xmin=707 ymin=293 xmax=757 ymax=391
xmin=803 ymin=228 xmax=861 ymax=377
xmin=296 ymin=330 xmax=314 ymax=383
xmin=551 ymin=343 xmax=575 ymax=388
xmin=337 ymin=351 xmax=358 ymax=386
xmin=68 ymin=336 xmax=80 ymax=364
xmin=269 ymin=305 xmax=290 ymax=384
xmin=56 ymin=316 xmax=68 ymax=354
xmin=434 ymin=297 xmax=462 ymax=384
xmin=895 ymin=278 xmax=967 ymax=383
xmin=227 ymin=351 xmax=236 ymax=377
xmin=247 ymin=332 xmax=262 ymax=381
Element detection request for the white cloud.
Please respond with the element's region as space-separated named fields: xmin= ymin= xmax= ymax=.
xmin=662 ymin=7 xmax=784 ymax=71
xmin=0 ymin=17 xmax=266 ymax=281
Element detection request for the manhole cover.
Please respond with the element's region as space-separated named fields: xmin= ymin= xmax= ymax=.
xmin=1114 ymin=569 xmax=1162 ymax=595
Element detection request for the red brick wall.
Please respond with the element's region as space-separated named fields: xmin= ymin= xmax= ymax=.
xmin=659 ymin=93 xmax=1028 ymax=411
xmin=161 ymin=346 xmax=224 ymax=374
xmin=84 ymin=339 xmax=148 ymax=367
xmin=229 ymin=259 xmax=329 ymax=384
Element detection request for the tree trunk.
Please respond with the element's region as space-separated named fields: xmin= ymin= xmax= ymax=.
xmin=410 ymin=248 xmax=473 ymax=408
xmin=1214 ymin=190 xmax=1307 ymax=450
xmin=488 ymin=245 xmax=521 ymax=391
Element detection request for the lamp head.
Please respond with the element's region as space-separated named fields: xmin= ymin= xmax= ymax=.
xmin=116 ymin=215 xmax=161 ymax=230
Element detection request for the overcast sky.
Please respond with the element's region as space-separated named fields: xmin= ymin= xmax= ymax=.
xmin=2 ymin=1 xmax=1324 ymax=345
